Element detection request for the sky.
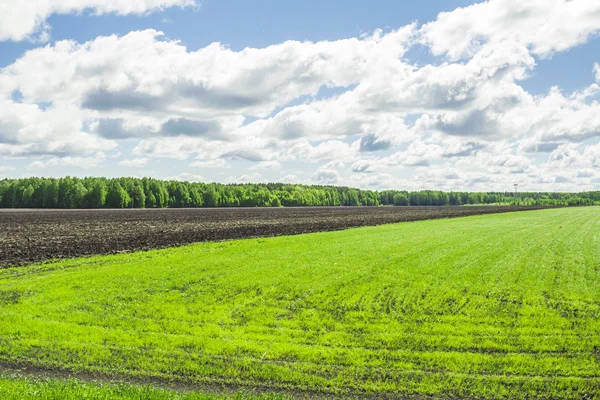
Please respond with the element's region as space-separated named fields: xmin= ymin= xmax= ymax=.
xmin=1 ymin=0 xmax=600 ymax=192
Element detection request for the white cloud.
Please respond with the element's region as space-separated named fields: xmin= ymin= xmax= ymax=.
xmin=228 ymin=173 xmax=264 ymax=183
xmin=249 ymin=161 xmax=282 ymax=170
xmin=166 ymin=172 xmax=204 ymax=182
xmin=2 ymin=2 xmax=600 ymax=191
xmin=312 ymin=169 xmax=340 ymax=184
xmin=0 ymin=0 xmax=197 ymax=42
xmin=380 ymin=141 xmax=445 ymax=167
xmin=280 ymin=174 xmax=304 ymax=184
xmin=189 ymin=159 xmax=229 ymax=169
xmin=118 ymin=158 xmax=150 ymax=167
xmin=284 ymin=140 xmax=356 ymax=163
xmin=0 ymin=135 xmax=116 ymax=158
xmin=321 ymin=160 xmax=346 ymax=170
xmin=27 ymin=152 xmax=106 ymax=169
xmin=421 ymin=0 xmax=600 ymax=60
xmin=577 ymin=169 xmax=596 ymax=179
xmin=0 ymin=27 xmax=413 ymax=159
xmin=351 ymin=160 xmax=376 ymax=173
xmin=0 ymin=97 xmax=119 ymax=159
xmin=509 ymin=86 xmax=600 ymax=144
xmin=3 ymin=27 xmax=414 ymax=118
xmin=133 ymin=138 xmax=205 ymax=160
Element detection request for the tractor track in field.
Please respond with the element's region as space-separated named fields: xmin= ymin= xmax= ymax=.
xmin=0 ymin=206 xmax=546 ymax=268
xmin=0 ymin=361 xmax=437 ymax=400
xmin=4 ymin=358 xmax=596 ymax=399
xmin=2 ymin=355 xmax=598 ymax=399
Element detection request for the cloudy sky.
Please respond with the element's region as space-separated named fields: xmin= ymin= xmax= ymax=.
xmin=1 ymin=0 xmax=599 ymax=191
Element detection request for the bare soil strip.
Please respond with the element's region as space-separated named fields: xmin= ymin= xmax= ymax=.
xmin=0 ymin=206 xmax=545 ymax=268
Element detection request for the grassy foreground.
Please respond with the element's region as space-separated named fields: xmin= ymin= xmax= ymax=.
xmin=0 ymin=374 xmax=287 ymax=399
xmin=0 ymin=207 xmax=599 ymax=398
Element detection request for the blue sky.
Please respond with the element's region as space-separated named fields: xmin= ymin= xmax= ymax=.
xmin=1 ymin=1 xmax=476 ymax=54
xmin=3 ymin=0 xmax=598 ymax=93
xmin=1 ymin=0 xmax=599 ymax=191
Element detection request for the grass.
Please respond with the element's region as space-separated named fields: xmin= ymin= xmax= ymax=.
xmin=0 ymin=207 xmax=599 ymax=398
xmin=0 ymin=373 xmax=288 ymax=399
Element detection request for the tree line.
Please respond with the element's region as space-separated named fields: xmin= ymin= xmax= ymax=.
xmin=0 ymin=177 xmax=598 ymax=209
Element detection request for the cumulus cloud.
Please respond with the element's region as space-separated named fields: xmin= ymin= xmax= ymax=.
xmin=166 ymin=172 xmax=204 ymax=182
xmin=513 ymin=87 xmax=600 ymax=144
xmin=359 ymin=134 xmax=393 ymax=152
xmin=229 ymin=173 xmax=264 ymax=183
xmin=0 ymin=0 xmax=198 ymax=42
xmin=221 ymin=149 xmax=266 ymax=162
xmin=420 ymin=0 xmax=600 ymax=60
xmin=0 ymin=100 xmax=116 ymax=155
xmin=132 ymin=137 xmax=211 ymax=160
xmin=382 ymin=141 xmax=445 ymax=167
xmin=189 ymin=159 xmax=229 ymax=169
xmin=518 ymin=141 xmax=560 ymax=153
xmin=312 ymin=169 xmax=340 ymax=184
xmin=0 ymin=135 xmax=116 ymax=158
xmin=486 ymin=153 xmax=531 ymax=175
xmin=0 ymin=27 xmax=413 ymax=159
xmin=118 ymin=158 xmax=150 ymax=167
xmin=280 ymin=174 xmax=304 ymax=184
xmin=91 ymin=117 xmax=236 ymax=140
xmin=2 ymin=1 xmax=600 ymax=191
xmin=420 ymin=109 xmax=500 ymax=138
xmin=249 ymin=161 xmax=282 ymax=170
xmin=351 ymin=160 xmax=376 ymax=173
xmin=3 ymin=27 xmax=414 ymax=116
xmin=27 ymin=152 xmax=106 ymax=169
xmin=442 ymin=141 xmax=484 ymax=158
xmin=577 ymin=169 xmax=596 ymax=178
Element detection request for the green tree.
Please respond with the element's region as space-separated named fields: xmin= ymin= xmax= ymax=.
xmin=131 ymin=184 xmax=146 ymax=208
xmin=204 ymin=186 xmax=218 ymax=207
xmin=85 ymin=181 xmax=107 ymax=208
xmin=393 ymin=193 xmax=409 ymax=206
xmin=22 ymin=185 xmax=35 ymax=207
xmin=66 ymin=182 xmax=88 ymax=208
xmin=106 ymin=182 xmax=130 ymax=208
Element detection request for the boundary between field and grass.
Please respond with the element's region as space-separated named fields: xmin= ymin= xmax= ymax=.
xmin=1 ymin=207 xmax=597 ymax=400
xmin=1 ymin=206 xmax=552 ymax=269
xmin=0 ymin=363 xmax=411 ymax=399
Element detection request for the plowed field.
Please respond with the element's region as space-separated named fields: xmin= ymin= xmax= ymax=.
xmin=0 ymin=206 xmax=544 ymax=267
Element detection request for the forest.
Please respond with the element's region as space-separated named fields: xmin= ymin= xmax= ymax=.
xmin=0 ymin=177 xmax=599 ymax=208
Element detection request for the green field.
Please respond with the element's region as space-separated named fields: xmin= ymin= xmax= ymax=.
xmin=0 ymin=374 xmax=287 ymax=400
xmin=1 ymin=207 xmax=599 ymax=398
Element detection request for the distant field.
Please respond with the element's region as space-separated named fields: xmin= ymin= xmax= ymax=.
xmin=0 ymin=205 xmax=543 ymax=267
xmin=0 ymin=207 xmax=599 ymax=398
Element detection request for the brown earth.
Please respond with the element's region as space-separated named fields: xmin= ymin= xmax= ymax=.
xmin=0 ymin=206 xmax=546 ymax=268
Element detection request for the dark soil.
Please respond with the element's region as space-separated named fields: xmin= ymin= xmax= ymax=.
xmin=0 ymin=206 xmax=545 ymax=268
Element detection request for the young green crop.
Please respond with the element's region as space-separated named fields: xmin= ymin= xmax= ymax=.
xmin=0 ymin=207 xmax=599 ymax=398
xmin=0 ymin=374 xmax=289 ymax=399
